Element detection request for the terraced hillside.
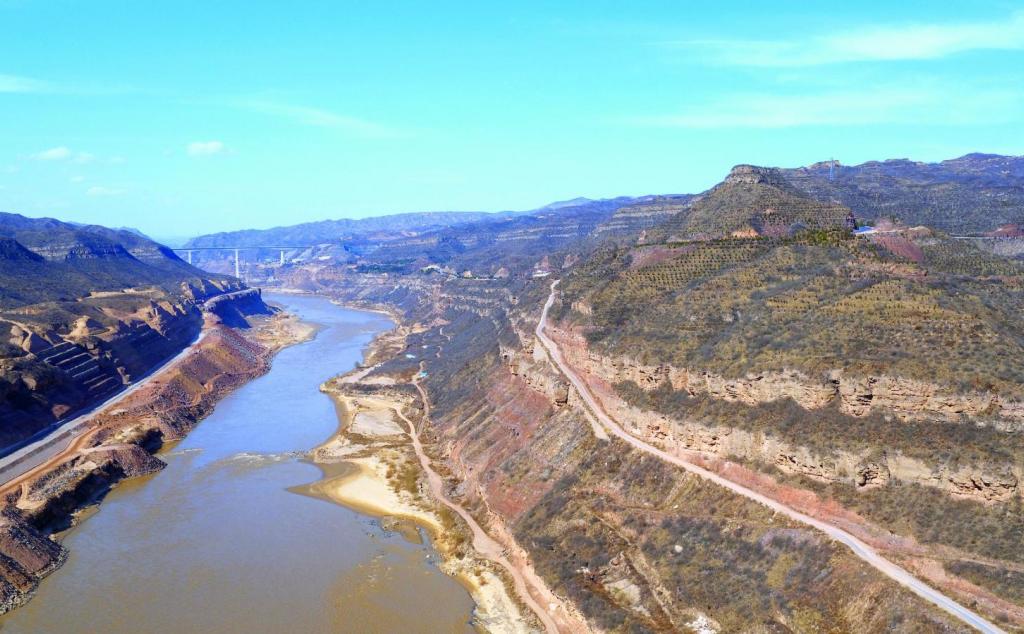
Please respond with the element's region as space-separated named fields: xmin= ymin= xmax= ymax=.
xmin=0 ymin=213 xmax=251 ymax=449
xmin=549 ymin=174 xmax=1024 ymax=625
xmin=642 ymin=165 xmax=855 ymax=242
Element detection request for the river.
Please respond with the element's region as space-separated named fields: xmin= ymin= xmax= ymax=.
xmin=0 ymin=293 xmax=477 ymax=633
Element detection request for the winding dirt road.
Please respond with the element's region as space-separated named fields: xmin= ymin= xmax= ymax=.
xmin=405 ymin=379 xmax=583 ymax=634
xmin=535 ymin=280 xmax=1005 ymax=634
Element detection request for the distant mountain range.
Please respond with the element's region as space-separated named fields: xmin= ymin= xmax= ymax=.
xmin=184 ymin=211 xmax=518 ymax=249
xmin=0 ymin=212 xmax=222 ymax=309
xmin=183 ymin=153 xmax=1024 ymax=257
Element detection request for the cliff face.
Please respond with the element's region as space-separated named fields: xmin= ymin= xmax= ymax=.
xmin=555 ymin=328 xmax=1024 ymax=429
xmin=547 ymin=323 xmax=1022 ymax=504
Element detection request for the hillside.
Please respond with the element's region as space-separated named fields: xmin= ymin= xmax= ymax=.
xmin=184 ymin=210 xmax=517 ymax=250
xmin=0 ymin=213 xmax=252 ymax=449
xmin=247 ymin=159 xmax=1024 ymax=630
xmin=645 ymin=165 xmax=855 ymax=241
xmin=0 ymin=212 xmax=228 ymax=309
xmin=783 ymin=153 xmax=1024 ymax=233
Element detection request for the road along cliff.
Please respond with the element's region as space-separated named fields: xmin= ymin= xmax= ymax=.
xmin=536 ymin=280 xmax=1006 ymax=634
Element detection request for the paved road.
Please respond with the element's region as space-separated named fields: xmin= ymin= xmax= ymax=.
xmin=535 ymin=280 xmax=1005 ymax=634
xmin=0 ymin=330 xmax=207 ymax=489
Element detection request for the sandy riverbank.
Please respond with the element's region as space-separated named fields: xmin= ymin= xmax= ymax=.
xmin=309 ymin=385 xmax=535 ymax=634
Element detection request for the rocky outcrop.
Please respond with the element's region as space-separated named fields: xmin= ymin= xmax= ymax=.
xmin=725 ymin=165 xmax=794 ymax=187
xmin=551 ymin=325 xmax=1024 ymax=431
xmin=0 ymin=510 xmax=66 ymax=614
xmin=202 ymin=288 xmax=271 ymax=328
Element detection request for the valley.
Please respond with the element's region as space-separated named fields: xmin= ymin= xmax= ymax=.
xmin=2 ymin=153 xmax=1024 ymax=632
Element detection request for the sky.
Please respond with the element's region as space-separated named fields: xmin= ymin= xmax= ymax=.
xmin=1 ymin=1 xmax=1022 ymax=241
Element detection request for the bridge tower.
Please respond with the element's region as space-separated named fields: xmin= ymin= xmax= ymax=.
xmin=234 ymin=248 xmax=241 ymax=279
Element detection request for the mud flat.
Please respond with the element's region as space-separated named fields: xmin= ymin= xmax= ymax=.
xmin=0 ymin=293 xmax=478 ymax=632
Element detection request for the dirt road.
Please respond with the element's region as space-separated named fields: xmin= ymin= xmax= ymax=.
xmin=535 ymin=280 xmax=1005 ymax=634
xmin=406 ymin=379 xmax=585 ymax=634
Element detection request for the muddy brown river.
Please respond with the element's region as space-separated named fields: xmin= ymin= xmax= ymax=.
xmin=0 ymin=293 xmax=476 ymax=633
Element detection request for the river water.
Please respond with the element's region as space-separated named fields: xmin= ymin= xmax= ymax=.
xmin=0 ymin=293 xmax=476 ymax=633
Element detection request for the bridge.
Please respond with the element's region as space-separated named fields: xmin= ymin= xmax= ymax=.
xmin=171 ymin=246 xmax=317 ymax=278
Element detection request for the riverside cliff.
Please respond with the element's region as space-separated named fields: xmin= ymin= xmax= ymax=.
xmin=270 ymin=271 xmax=978 ymax=632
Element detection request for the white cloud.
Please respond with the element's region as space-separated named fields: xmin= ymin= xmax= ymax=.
xmin=33 ymin=146 xmax=73 ymax=161
xmin=239 ymin=100 xmax=404 ymax=138
xmin=86 ymin=186 xmax=124 ymax=197
xmin=0 ymin=73 xmax=49 ymax=93
xmin=70 ymin=175 xmax=85 ymax=183
xmin=628 ymin=83 xmax=1022 ymax=129
xmin=665 ymin=11 xmax=1024 ymax=66
xmin=186 ymin=140 xmax=227 ymax=156
xmin=30 ymin=146 xmax=97 ymax=163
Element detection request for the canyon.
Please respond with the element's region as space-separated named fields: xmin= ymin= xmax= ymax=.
xmin=4 ymin=152 xmax=1024 ymax=632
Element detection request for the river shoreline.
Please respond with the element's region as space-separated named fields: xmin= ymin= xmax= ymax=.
xmin=312 ymin=379 xmax=534 ymax=634
xmin=0 ymin=306 xmax=314 ymax=614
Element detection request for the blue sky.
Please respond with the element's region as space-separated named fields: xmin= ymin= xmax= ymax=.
xmin=1 ymin=1 xmax=1022 ymax=240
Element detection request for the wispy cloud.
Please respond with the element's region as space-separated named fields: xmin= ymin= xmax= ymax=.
xmin=86 ymin=186 xmax=124 ymax=197
xmin=665 ymin=11 xmax=1024 ymax=66
xmin=30 ymin=146 xmax=97 ymax=163
xmin=628 ymin=83 xmax=1022 ymax=129
xmin=33 ymin=146 xmax=73 ymax=160
xmin=186 ymin=140 xmax=227 ymax=157
xmin=238 ymin=100 xmax=405 ymax=138
xmin=0 ymin=73 xmax=50 ymax=93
